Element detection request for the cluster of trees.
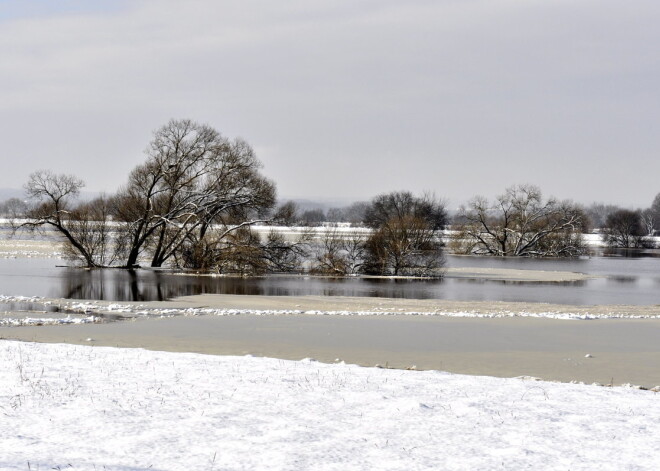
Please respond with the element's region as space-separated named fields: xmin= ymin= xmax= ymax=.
xmin=449 ymin=187 xmax=660 ymax=253
xmin=598 ymin=209 xmax=652 ymax=249
xmin=276 ymin=190 xmax=660 ymax=254
xmin=0 ymin=197 xmax=28 ymax=217
xmin=21 ymin=120 xmax=280 ymax=270
xmin=265 ymin=201 xmax=368 ymax=227
xmin=306 ymin=192 xmax=447 ymax=277
xmin=584 ymin=197 xmax=660 ymax=249
xmin=451 ymin=184 xmax=588 ymax=257
xmin=14 ymin=119 xmax=448 ymax=277
xmin=9 ymin=119 xmax=660 ymax=277
xmin=361 ymin=192 xmax=446 ymax=276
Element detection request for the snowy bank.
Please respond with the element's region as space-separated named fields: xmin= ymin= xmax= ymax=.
xmin=3 ymin=294 xmax=660 ymax=324
xmin=1 ymin=340 xmax=659 ymax=471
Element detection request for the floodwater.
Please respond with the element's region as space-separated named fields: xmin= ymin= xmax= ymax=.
xmin=2 ymin=252 xmax=660 ymax=305
xmin=3 ymin=250 xmax=660 ymax=387
xmin=7 ymin=314 xmax=660 ymax=387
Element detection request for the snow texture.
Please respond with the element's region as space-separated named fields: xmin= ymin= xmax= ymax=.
xmin=0 ymin=315 xmax=98 ymax=327
xmin=2 ymin=295 xmax=658 ymax=323
xmin=1 ymin=340 xmax=659 ymax=470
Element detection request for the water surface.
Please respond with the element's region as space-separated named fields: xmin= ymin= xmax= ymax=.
xmin=2 ymin=254 xmax=660 ymax=305
xmin=6 ymin=315 xmax=660 ymax=387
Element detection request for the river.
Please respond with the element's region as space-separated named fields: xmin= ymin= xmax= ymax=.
xmin=1 ymin=251 xmax=659 ymax=305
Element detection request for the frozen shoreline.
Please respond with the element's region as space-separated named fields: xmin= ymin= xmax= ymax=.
xmin=3 ymin=293 xmax=660 ymax=325
xmin=166 ymin=293 xmax=659 ymax=318
xmin=4 ymin=294 xmax=660 ymax=387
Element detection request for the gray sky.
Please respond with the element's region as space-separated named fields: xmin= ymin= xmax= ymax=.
xmin=1 ymin=0 xmax=659 ymax=208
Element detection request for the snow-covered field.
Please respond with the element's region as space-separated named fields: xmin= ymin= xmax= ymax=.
xmin=1 ymin=340 xmax=659 ymax=471
xmin=2 ymin=231 xmax=660 ymax=469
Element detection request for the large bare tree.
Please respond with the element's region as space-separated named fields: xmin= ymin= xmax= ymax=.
xmin=454 ymin=184 xmax=587 ymax=257
xmin=20 ymin=120 xmax=277 ymax=270
xmin=112 ymin=119 xmax=276 ymax=268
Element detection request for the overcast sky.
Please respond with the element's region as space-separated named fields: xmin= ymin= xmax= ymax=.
xmin=1 ymin=0 xmax=659 ymax=208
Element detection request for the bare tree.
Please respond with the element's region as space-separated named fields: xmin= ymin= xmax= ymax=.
xmin=364 ymin=191 xmax=446 ymax=231
xmin=310 ymin=229 xmax=366 ymax=276
xmin=113 ymin=119 xmax=276 ymax=268
xmin=204 ymin=227 xmax=269 ymax=275
xmin=584 ymin=203 xmax=619 ymax=230
xmin=20 ymin=170 xmax=104 ymax=267
xmin=343 ymin=201 xmax=369 ymax=226
xmin=260 ymin=229 xmax=311 ymax=273
xmin=177 ymin=226 xmax=310 ymax=275
xmin=361 ymin=192 xmax=446 ymax=276
xmin=61 ymin=196 xmax=116 ymax=266
xmin=271 ymin=201 xmax=299 ymax=226
xmin=641 ymin=208 xmax=656 ymax=236
xmin=0 ymin=198 xmax=28 ymax=217
xmin=325 ymin=207 xmax=345 ymax=223
xmin=649 ymin=192 xmax=660 ymax=233
xmin=310 ymin=229 xmax=347 ymax=275
xmin=603 ymin=209 xmax=652 ymax=248
xmin=300 ymin=208 xmax=326 ymax=226
xmin=20 ymin=121 xmax=277 ymax=270
xmin=326 ymin=201 xmax=369 ymax=226
xmin=454 ymin=184 xmax=587 ymax=257
xmin=341 ymin=232 xmax=367 ymax=275
xmin=363 ymin=214 xmax=445 ymax=276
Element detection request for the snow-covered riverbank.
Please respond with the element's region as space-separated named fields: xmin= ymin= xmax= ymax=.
xmin=3 ymin=293 xmax=660 ymax=327
xmin=1 ymin=340 xmax=659 ymax=471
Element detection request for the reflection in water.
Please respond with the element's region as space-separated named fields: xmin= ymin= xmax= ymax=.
xmin=61 ymin=268 xmax=208 ymax=301
xmin=608 ymin=276 xmax=638 ymax=284
xmin=51 ymin=269 xmax=640 ymax=305
xmin=59 ymin=270 xmax=449 ymax=301
xmin=601 ymin=248 xmax=660 ymax=258
xmin=452 ymin=278 xmax=586 ymax=287
xmin=1 ymin=255 xmax=660 ymax=305
xmin=0 ymin=302 xmax=60 ymax=312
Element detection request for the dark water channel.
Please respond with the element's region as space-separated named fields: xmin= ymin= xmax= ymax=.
xmin=1 ymin=252 xmax=659 ymax=305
